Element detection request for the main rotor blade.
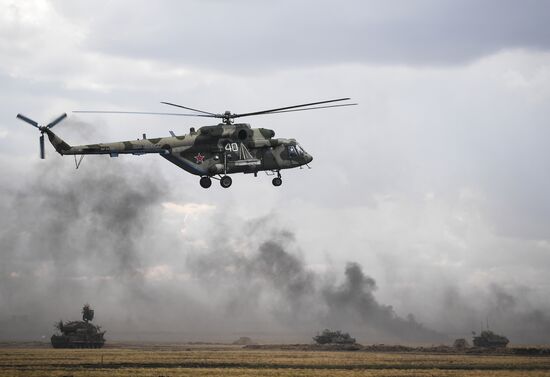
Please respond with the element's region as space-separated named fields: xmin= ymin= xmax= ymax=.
xmin=239 ymin=103 xmax=359 ymax=117
xmin=232 ymin=98 xmax=352 ymax=119
xmin=16 ymin=114 xmax=39 ymax=128
xmin=47 ymin=113 xmax=67 ymax=129
xmin=39 ymin=135 xmax=45 ymax=159
xmin=73 ymin=110 xmax=214 ymax=118
xmin=160 ymin=102 xmax=217 ymax=116
xmin=258 ymin=103 xmax=358 ymax=115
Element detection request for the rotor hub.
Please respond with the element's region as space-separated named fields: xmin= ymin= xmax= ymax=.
xmin=222 ymin=111 xmax=233 ymax=124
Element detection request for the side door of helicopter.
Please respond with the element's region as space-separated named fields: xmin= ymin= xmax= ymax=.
xmin=224 ymin=141 xmax=240 ymax=162
xmin=213 ymin=139 xmax=239 ymax=173
xmin=222 ymin=140 xmax=261 ymax=173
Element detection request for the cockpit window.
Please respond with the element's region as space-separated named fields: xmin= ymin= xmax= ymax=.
xmin=296 ymin=145 xmax=306 ymax=156
xmin=288 ymin=145 xmax=298 ymax=158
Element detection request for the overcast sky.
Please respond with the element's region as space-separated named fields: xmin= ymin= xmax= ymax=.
xmin=1 ymin=0 xmax=550 ymax=344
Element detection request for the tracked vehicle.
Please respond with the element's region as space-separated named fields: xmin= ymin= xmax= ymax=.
xmin=51 ymin=304 xmax=105 ymax=349
xmin=313 ymin=329 xmax=356 ymax=345
xmin=472 ymin=330 xmax=509 ymax=348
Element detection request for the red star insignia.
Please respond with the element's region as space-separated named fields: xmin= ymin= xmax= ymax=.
xmin=194 ymin=153 xmax=205 ymax=164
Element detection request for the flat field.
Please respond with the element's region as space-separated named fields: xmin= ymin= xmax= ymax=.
xmin=1 ymin=345 xmax=550 ymax=377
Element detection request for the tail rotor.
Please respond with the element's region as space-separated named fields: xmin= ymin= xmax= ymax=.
xmin=16 ymin=113 xmax=67 ymax=159
xmin=46 ymin=113 xmax=67 ymax=129
xmin=39 ymin=134 xmax=45 ymax=159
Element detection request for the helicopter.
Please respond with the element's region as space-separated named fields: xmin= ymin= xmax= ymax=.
xmin=16 ymin=98 xmax=356 ymax=188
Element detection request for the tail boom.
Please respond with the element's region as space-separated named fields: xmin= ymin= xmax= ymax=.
xmin=43 ymin=128 xmax=169 ymax=156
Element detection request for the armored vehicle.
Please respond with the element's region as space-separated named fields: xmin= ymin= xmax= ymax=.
xmin=453 ymin=338 xmax=469 ymax=349
xmin=472 ymin=330 xmax=509 ymax=348
xmin=51 ymin=304 xmax=105 ymax=348
xmin=313 ymin=329 xmax=356 ymax=345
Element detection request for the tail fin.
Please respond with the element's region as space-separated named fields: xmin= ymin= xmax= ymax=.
xmin=43 ymin=128 xmax=72 ymax=155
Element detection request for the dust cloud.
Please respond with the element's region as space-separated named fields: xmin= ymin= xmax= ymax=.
xmin=0 ymin=159 xmax=548 ymax=344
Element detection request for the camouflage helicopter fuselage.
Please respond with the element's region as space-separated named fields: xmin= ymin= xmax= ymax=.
xmin=43 ymin=122 xmax=313 ymax=187
xmin=19 ymin=98 xmax=356 ymax=188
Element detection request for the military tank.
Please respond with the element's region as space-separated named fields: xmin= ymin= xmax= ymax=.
xmin=472 ymin=330 xmax=509 ymax=348
xmin=313 ymin=329 xmax=356 ymax=345
xmin=51 ymin=304 xmax=105 ymax=348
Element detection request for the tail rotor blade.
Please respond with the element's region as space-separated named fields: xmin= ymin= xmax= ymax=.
xmin=39 ymin=135 xmax=45 ymax=159
xmin=47 ymin=113 xmax=67 ymax=129
xmin=17 ymin=114 xmax=39 ymax=128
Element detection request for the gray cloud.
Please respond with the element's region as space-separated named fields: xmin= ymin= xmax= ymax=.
xmin=53 ymin=0 xmax=550 ymax=73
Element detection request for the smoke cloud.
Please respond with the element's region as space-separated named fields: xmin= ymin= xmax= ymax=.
xmin=0 ymin=156 xmax=169 ymax=339
xmin=434 ymin=283 xmax=550 ymax=344
xmin=0 ymin=157 xmax=549 ymax=345
xmin=322 ymin=263 xmax=441 ymax=342
xmin=185 ymin=233 xmax=443 ymax=343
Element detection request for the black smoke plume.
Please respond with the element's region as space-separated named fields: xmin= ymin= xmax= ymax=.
xmin=0 ymin=157 xmax=169 ymax=339
xmin=1 ymin=157 xmax=548 ymax=344
xmin=186 ymin=233 xmax=443 ymax=343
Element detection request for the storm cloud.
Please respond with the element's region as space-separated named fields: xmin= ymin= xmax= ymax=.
xmin=52 ymin=0 xmax=550 ymax=72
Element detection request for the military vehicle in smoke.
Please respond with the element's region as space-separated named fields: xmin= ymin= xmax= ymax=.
xmin=232 ymin=336 xmax=256 ymax=345
xmin=313 ymin=329 xmax=356 ymax=345
xmin=453 ymin=338 xmax=469 ymax=349
xmin=51 ymin=304 xmax=105 ymax=348
xmin=472 ymin=330 xmax=509 ymax=348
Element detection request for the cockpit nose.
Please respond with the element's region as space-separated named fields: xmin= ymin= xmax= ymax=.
xmin=295 ymin=143 xmax=313 ymax=165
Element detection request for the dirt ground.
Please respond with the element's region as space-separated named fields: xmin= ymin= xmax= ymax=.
xmin=1 ymin=343 xmax=550 ymax=377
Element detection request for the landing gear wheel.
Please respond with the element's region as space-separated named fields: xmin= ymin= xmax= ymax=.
xmin=220 ymin=175 xmax=232 ymax=188
xmin=272 ymin=177 xmax=282 ymax=187
xmin=200 ymin=176 xmax=212 ymax=188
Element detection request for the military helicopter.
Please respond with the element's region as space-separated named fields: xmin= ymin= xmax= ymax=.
xmin=16 ymin=98 xmax=356 ymax=188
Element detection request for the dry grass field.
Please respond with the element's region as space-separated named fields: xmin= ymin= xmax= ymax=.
xmin=1 ymin=344 xmax=550 ymax=377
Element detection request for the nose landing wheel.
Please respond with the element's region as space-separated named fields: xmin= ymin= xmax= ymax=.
xmin=200 ymin=176 xmax=212 ymax=188
xmin=220 ymin=175 xmax=232 ymax=188
xmin=272 ymin=177 xmax=282 ymax=187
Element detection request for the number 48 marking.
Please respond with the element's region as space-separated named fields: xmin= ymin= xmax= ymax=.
xmin=225 ymin=143 xmax=239 ymax=152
